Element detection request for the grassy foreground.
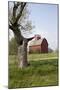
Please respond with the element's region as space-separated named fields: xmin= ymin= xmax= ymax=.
xmin=8 ymin=52 xmax=58 ymax=88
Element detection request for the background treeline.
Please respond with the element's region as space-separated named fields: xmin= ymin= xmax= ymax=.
xmin=9 ymin=37 xmax=18 ymax=55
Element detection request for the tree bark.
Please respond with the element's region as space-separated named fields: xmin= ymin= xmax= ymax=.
xmin=18 ymin=39 xmax=28 ymax=68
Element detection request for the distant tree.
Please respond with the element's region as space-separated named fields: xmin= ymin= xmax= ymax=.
xmin=9 ymin=37 xmax=18 ymax=55
xmin=48 ymin=48 xmax=53 ymax=53
xmin=9 ymin=2 xmax=34 ymax=68
xmin=55 ymin=48 xmax=59 ymax=53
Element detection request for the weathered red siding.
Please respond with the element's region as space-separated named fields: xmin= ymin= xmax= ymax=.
xmin=41 ymin=39 xmax=48 ymax=53
xmin=29 ymin=45 xmax=41 ymax=53
xmin=29 ymin=38 xmax=48 ymax=53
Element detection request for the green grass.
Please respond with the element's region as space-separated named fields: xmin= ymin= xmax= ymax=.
xmin=8 ymin=52 xmax=58 ymax=89
xmin=28 ymin=52 xmax=58 ymax=61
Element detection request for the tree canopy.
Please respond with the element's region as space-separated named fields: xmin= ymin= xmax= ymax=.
xmin=9 ymin=2 xmax=34 ymax=45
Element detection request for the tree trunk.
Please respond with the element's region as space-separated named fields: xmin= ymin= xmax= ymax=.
xmin=18 ymin=39 xmax=28 ymax=68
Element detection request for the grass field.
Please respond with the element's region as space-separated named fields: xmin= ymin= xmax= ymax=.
xmin=8 ymin=52 xmax=58 ymax=89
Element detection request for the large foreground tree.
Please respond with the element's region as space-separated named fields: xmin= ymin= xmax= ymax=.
xmin=9 ymin=2 xmax=34 ymax=68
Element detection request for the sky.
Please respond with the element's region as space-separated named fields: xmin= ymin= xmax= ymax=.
xmin=27 ymin=3 xmax=58 ymax=50
xmin=9 ymin=3 xmax=58 ymax=50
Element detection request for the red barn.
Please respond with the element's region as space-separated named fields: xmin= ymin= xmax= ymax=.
xmin=29 ymin=35 xmax=48 ymax=53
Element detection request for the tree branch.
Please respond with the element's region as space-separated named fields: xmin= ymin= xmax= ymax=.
xmin=27 ymin=37 xmax=34 ymax=42
xmin=13 ymin=2 xmax=20 ymax=18
xmin=14 ymin=2 xmax=26 ymax=25
xmin=9 ymin=24 xmax=15 ymax=31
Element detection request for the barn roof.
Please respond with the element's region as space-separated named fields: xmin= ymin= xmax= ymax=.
xmin=29 ymin=38 xmax=43 ymax=46
xmin=28 ymin=34 xmax=48 ymax=46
